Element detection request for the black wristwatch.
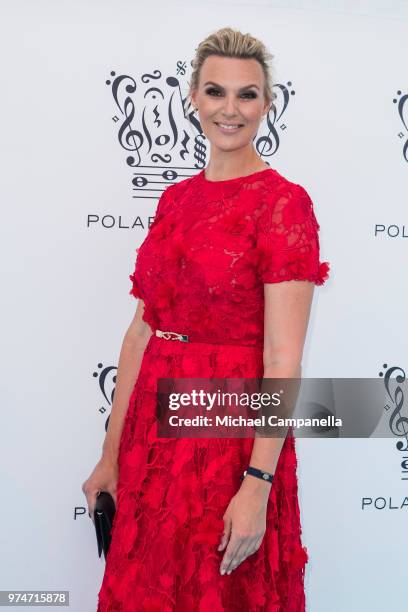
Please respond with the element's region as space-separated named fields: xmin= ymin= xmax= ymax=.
xmin=240 ymin=466 xmax=274 ymax=484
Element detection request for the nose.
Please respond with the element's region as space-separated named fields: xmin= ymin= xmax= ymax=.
xmin=221 ymin=94 xmax=239 ymax=118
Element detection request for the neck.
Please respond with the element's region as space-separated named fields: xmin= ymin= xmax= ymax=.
xmin=205 ymin=145 xmax=268 ymax=181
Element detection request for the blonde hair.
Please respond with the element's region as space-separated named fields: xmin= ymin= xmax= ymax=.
xmin=188 ymin=27 xmax=275 ymax=108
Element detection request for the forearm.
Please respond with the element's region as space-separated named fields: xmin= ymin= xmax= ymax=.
xmin=245 ymin=362 xmax=301 ymax=490
xmin=101 ymin=329 xmax=151 ymax=462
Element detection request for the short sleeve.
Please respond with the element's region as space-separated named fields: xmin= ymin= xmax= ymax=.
xmin=256 ymin=183 xmax=330 ymax=285
xmin=129 ymin=258 xmax=143 ymax=299
xmin=128 ymin=184 xmax=175 ymax=299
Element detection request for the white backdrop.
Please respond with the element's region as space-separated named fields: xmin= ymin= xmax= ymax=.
xmin=1 ymin=1 xmax=408 ymax=610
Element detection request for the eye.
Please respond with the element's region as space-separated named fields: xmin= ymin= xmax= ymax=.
xmin=204 ymin=88 xmax=258 ymax=99
xmin=205 ymin=87 xmax=222 ymax=96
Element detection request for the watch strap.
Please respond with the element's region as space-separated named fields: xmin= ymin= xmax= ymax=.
xmin=240 ymin=466 xmax=274 ymax=483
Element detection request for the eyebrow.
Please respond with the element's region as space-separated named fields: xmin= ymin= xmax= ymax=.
xmin=203 ymin=81 xmax=260 ymax=91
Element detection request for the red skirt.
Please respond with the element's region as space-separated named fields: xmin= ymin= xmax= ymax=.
xmin=97 ymin=335 xmax=308 ymax=611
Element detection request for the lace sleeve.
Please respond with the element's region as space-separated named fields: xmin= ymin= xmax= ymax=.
xmin=256 ymin=183 xmax=330 ymax=285
xmin=129 ymin=184 xmax=174 ymax=299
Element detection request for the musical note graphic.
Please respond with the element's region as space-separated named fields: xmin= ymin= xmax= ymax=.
xmin=380 ymin=363 xmax=408 ymax=478
xmin=106 ymin=66 xmax=295 ymax=198
xmin=92 ymin=362 xmax=118 ymax=432
xmin=393 ymin=90 xmax=408 ymax=162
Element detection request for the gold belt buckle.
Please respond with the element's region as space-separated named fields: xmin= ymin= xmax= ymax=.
xmin=156 ymin=329 xmax=189 ymax=342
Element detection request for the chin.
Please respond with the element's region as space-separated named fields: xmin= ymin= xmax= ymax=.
xmin=212 ymin=140 xmax=247 ymax=152
xmin=206 ymin=130 xmax=247 ymax=149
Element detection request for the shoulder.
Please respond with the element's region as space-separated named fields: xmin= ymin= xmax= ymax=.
xmin=260 ymin=168 xmax=316 ymax=220
xmin=157 ymin=174 xmax=195 ymax=209
xmin=256 ymin=169 xmax=318 ymax=233
xmin=263 ymin=168 xmax=312 ymax=202
xmin=163 ymin=174 xmax=196 ymax=198
xmin=155 ymin=175 xmax=192 ymax=217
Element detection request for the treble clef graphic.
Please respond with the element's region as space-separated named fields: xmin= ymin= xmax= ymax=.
xmin=257 ymin=108 xmax=280 ymax=157
xmin=383 ymin=365 xmax=408 ymax=449
xmin=256 ymin=83 xmax=291 ymax=159
xmin=109 ymin=73 xmax=144 ymax=167
xmin=118 ymin=97 xmax=144 ymax=166
xmin=393 ymin=91 xmax=408 ymax=163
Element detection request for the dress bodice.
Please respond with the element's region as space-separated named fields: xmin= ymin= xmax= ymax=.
xmin=129 ymin=167 xmax=330 ymax=346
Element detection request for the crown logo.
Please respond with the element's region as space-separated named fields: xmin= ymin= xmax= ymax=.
xmin=106 ymin=64 xmax=295 ymax=198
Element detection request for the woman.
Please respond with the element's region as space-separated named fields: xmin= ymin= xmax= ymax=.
xmin=83 ymin=27 xmax=330 ymax=611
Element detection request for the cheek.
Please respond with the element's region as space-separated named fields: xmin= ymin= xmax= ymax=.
xmin=198 ymin=98 xmax=219 ymax=114
xmin=243 ymin=105 xmax=264 ymax=122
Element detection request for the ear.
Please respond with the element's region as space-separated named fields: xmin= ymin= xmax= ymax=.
xmin=189 ymin=89 xmax=197 ymax=109
xmin=263 ymin=97 xmax=271 ymax=115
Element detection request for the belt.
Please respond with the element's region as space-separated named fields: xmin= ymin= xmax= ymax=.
xmin=155 ymin=329 xmax=189 ymax=342
xmin=154 ymin=328 xmax=262 ymax=348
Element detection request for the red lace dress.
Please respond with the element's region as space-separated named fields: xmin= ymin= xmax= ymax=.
xmin=97 ymin=167 xmax=330 ymax=612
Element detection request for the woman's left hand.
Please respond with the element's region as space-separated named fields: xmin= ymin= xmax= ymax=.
xmin=218 ymin=477 xmax=271 ymax=575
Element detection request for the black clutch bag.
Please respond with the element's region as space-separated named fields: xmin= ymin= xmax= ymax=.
xmin=94 ymin=491 xmax=116 ymax=560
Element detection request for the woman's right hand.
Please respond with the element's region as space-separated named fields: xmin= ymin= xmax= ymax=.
xmin=81 ymin=457 xmax=118 ymax=524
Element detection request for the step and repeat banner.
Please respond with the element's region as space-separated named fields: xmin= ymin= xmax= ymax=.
xmin=1 ymin=1 xmax=407 ymax=610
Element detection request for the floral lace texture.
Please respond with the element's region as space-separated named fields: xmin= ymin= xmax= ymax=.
xmin=98 ymin=337 xmax=308 ymax=612
xmin=97 ymin=167 xmax=329 ymax=611
xmin=129 ymin=167 xmax=329 ymax=346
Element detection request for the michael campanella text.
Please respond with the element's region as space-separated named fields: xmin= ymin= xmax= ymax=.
xmin=167 ymin=415 xmax=343 ymax=428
